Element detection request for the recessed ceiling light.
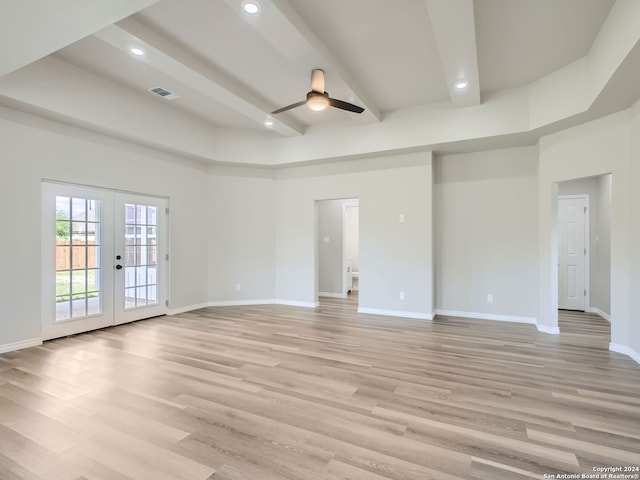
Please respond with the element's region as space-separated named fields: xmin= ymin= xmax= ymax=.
xmin=264 ymin=118 xmax=274 ymax=127
xmin=454 ymin=80 xmax=468 ymax=90
xmin=130 ymin=47 xmax=145 ymax=56
xmin=242 ymin=1 xmax=260 ymax=14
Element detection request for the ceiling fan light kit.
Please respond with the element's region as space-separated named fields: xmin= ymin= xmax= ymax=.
xmin=306 ymin=92 xmax=330 ymax=111
xmin=271 ymin=69 xmax=364 ymax=115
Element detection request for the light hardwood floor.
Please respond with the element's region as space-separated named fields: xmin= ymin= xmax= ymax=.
xmin=1 ymin=297 xmax=639 ymax=479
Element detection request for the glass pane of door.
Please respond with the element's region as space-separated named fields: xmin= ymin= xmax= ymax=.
xmin=55 ymin=196 xmax=102 ymax=321
xmin=123 ymin=203 xmax=158 ymax=310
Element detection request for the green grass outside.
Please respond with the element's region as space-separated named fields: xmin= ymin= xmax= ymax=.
xmin=56 ymin=272 xmax=100 ymax=303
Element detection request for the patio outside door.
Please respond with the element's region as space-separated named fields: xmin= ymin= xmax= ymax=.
xmin=41 ymin=182 xmax=168 ymax=340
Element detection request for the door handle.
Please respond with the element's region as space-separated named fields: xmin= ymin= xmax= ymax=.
xmin=116 ymin=265 xmax=123 ymax=270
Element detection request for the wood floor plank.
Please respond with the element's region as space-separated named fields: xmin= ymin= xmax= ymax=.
xmin=1 ymin=296 xmax=638 ymax=479
xmin=373 ymin=406 xmax=579 ymax=466
xmin=0 ymin=424 xmax=85 ymax=479
xmin=526 ymin=428 xmax=640 ymax=465
xmin=69 ymin=423 xmax=215 ymax=480
xmin=325 ymin=458 xmax=397 ymax=480
xmin=468 ymin=457 xmax=543 ymax=480
xmin=307 ymin=434 xmax=469 ymax=480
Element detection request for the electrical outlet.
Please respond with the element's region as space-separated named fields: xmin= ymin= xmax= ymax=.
xmin=399 ymin=291 xmax=405 ymax=300
xmin=235 ymin=283 xmax=241 ymax=292
xmin=487 ymin=293 xmax=494 ymax=303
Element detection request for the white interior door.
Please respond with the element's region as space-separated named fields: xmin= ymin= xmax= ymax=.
xmin=42 ymin=183 xmax=168 ymax=340
xmin=558 ymin=196 xmax=587 ymax=310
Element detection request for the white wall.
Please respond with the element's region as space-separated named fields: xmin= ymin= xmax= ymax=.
xmin=538 ymin=109 xmax=632 ymax=348
xmin=317 ymin=199 xmax=345 ymax=297
xmin=434 ymin=146 xmax=539 ymax=322
xmin=557 ymin=175 xmax=611 ymax=316
xmin=207 ymin=168 xmax=276 ymax=304
xmin=0 ymin=107 xmax=209 ymax=348
xmin=595 ymin=174 xmax=612 ymax=315
xmin=275 ymin=152 xmax=433 ymax=318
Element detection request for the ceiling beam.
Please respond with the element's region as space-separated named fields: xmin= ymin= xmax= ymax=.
xmin=0 ymin=0 xmax=159 ymax=77
xmin=225 ymin=0 xmax=381 ymax=123
xmin=424 ymin=0 xmax=481 ymax=107
xmin=94 ymin=18 xmax=305 ymax=137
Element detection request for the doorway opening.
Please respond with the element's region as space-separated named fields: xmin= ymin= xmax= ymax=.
xmin=556 ymin=175 xmax=611 ymax=333
xmin=316 ymin=198 xmax=359 ymax=309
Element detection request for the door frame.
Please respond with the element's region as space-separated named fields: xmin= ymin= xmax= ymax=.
xmin=557 ymin=194 xmax=590 ymax=311
xmin=315 ymin=197 xmax=359 ymax=304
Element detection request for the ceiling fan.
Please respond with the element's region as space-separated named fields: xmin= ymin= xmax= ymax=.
xmin=271 ymin=69 xmax=365 ymax=115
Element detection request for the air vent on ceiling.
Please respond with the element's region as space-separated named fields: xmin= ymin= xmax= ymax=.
xmin=148 ymin=86 xmax=180 ymax=100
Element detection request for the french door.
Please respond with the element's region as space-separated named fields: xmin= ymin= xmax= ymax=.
xmin=41 ymin=183 xmax=168 ymax=340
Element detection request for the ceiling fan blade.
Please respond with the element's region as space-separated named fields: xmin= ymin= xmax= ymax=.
xmin=271 ymin=100 xmax=307 ymax=114
xmin=328 ymin=97 xmax=365 ymax=114
xmin=311 ymin=69 xmax=325 ymax=93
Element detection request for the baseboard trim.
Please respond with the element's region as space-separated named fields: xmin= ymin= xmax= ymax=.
xmin=609 ymin=343 xmax=640 ymax=365
xmin=207 ymin=299 xmax=276 ymax=307
xmin=0 ymin=338 xmax=43 ymax=354
xmin=275 ymin=300 xmax=318 ymax=308
xmin=435 ymin=309 xmax=536 ymax=325
xmin=589 ymin=307 xmax=611 ymax=322
xmin=318 ymin=292 xmax=347 ymax=299
xmin=170 ymin=299 xmax=321 ymax=313
xmin=536 ymin=324 xmax=560 ymax=335
xmin=167 ymin=302 xmax=210 ymax=315
xmin=358 ymin=307 xmax=433 ymax=320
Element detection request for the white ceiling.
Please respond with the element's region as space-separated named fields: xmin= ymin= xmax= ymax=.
xmin=475 ymin=0 xmax=616 ymax=92
xmin=2 ymin=0 xmax=638 ymax=166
